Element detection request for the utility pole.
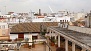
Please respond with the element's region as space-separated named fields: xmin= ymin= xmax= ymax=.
xmin=30 ymin=9 xmax=32 ymax=18
xmin=4 ymin=6 xmax=6 ymax=15
xmin=82 ymin=9 xmax=84 ymax=13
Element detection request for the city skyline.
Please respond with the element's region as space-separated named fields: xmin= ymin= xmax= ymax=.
xmin=0 ymin=0 xmax=91 ymax=14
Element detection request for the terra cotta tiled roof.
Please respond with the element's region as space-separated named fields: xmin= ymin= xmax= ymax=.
xmin=10 ymin=22 xmax=58 ymax=33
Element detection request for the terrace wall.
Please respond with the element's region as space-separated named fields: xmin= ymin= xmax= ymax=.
xmin=68 ymin=26 xmax=91 ymax=34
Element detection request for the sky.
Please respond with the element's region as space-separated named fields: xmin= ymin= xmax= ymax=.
xmin=0 ymin=0 xmax=91 ymax=14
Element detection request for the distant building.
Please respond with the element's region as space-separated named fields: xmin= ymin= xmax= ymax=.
xmin=74 ymin=12 xmax=85 ymax=21
xmin=17 ymin=13 xmax=28 ymax=18
xmin=0 ymin=15 xmax=11 ymax=22
xmin=58 ymin=10 xmax=69 ymax=17
xmin=85 ymin=11 xmax=91 ymax=28
xmin=8 ymin=12 xmax=14 ymax=15
xmin=0 ymin=23 xmax=10 ymax=40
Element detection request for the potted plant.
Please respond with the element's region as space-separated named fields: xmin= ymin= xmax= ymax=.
xmin=54 ymin=39 xmax=58 ymax=47
xmin=50 ymin=37 xmax=55 ymax=46
xmin=24 ymin=38 xmax=29 ymax=48
xmin=32 ymin=38 xmax=35 ymax=48
xmin=25 ymin=38 xmax=29 ymax=43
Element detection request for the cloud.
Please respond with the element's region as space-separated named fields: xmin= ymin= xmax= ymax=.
xmin=10 ymin=0 xmax=30 ymax=2
xmin=0 ymin=0 xmax=91 ymax=14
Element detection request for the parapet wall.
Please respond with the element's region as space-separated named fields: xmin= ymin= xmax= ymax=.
xmin=0 ymin=36 xmax=10 ymax=40
xmin=68 ymin=26 xmax=91 ymax=34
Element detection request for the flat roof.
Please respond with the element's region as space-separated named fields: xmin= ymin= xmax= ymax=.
xmin=49 ymin=26 xmax=91 ymax=48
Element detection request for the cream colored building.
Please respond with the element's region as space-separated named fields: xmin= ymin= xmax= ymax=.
xmin=0 ymin=23 xmax=10 ymax=40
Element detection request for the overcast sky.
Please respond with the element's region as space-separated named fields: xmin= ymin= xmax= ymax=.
xmin=0 ymin=0 xmax=91 ymax=14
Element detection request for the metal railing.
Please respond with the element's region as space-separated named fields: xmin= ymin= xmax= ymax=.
xmin=44 ymin=42 xmax=52 ymax=51
xmin=40 ymin=34 xmax=53 ymax=51
xmin=0 ymin=41 xmax=34 ymax=51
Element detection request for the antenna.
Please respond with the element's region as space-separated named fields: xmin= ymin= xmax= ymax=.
xmin=48 ymin=6 xmax=54 ymax=13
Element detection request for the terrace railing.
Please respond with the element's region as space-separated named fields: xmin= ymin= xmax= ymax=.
xmin=40 ymin=34 xmax=53 ymax=51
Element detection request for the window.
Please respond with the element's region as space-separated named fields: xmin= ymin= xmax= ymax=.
xmin=2 ymin=25 xmax=5 ymax=29
xmin=2 ymin=30 xmax=6 ymax=35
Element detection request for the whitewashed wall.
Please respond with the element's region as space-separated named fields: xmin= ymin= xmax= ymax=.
xmin=10 ymin=33 xmax=39 ymax=39
xmin=68 ymin=26 xmax=91 ymax=34
xmin=10 ymin=34 xmax=18 ymax=39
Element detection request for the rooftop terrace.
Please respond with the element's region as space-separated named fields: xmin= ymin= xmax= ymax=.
xmin=48 ymin=26 xmax=91 ymax=50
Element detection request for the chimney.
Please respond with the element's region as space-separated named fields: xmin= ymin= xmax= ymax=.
xmin=39 ymin=9 xmax=41 ymax=16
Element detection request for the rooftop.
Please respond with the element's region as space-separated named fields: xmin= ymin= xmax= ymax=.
xmin=10 ymin=22 xmax=58 ymax=33
xmin=48 ymin=26 xmax=91 ymax=48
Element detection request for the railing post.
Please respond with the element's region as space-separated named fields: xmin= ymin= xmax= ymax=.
xmin=44 ymin=42 xmax=46 ymax=51
xmin=49 ymin=48 xmax=50 ymax=51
